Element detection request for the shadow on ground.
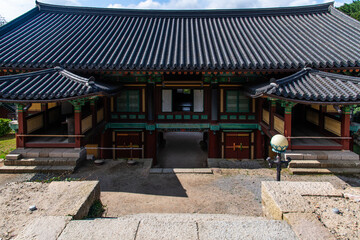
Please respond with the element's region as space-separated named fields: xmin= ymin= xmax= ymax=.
xmin=69 ymin=160 xmax=188 ymax=197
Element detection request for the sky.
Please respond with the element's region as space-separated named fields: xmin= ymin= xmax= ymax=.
xmin=0 ymin=0 xmax=354 ymax=22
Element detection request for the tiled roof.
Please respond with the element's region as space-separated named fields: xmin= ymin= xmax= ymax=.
xmin=249 ymin=68 xmax=360 ymax=103
xmin=0 ymin=2 xmax=360 ymax=71
xmin=0 ymin=67 xmax=116 ymax=102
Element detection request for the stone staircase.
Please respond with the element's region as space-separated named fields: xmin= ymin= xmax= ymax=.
xmin=0 ymin=148 xmax=86 ymax=174
xmin=286 ymin=151 xmax=360 ymax=174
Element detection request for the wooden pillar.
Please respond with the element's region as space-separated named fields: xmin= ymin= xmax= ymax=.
xmin=104 ymin=97 xmax=110 ymax=122
xmin=255 ymin=130 xmax=263 ymax=159
xmin=211 ymin=83 xmax=219 ymax=122
xmin=145 ymin=129 xmax=157 ymax=165
xmin=208 ymin=130 xmax=219 ymax=158
xmin=341 ymin=106 xmax=351 ymax=150
xmin=90 ymin=98 xmax=97 ymax=128
xmin=73 ymin=104 xmax=82 ymax=148
xmin=41 ymin=103 xmax=48 ymax=129
xmin=16 ymin=104 xmax=26 ymax=148
xmin=284 ymin=103 xmax=293 ymax=149
xmin=269 ymin=99 xmax=276 ymax=131
xmin=147 ymin=83 xmax=155 ymax=122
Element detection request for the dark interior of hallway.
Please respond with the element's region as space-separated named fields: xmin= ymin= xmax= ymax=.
xmin=157 ymin=132 xmax=208 ymax=168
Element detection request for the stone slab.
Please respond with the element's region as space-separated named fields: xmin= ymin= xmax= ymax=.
xmin=49 ymin=149 xmax=64 ymax=158
xmin=283 ymin=213 xmax=335 ymax=240
xmin=198 ymin=219 xmax=298 ymax=240
xmin=58 ymin=218 xmax=139 ymax=240
xmin=136 ymin=219 xmax=198 ymax=240
xmin=6 ymin=153 xmax=21 ymax=160
xmin=173 ymin=168 xmax=194 ymax=173
xmin=261 ymin=181 xmax=342 ymax=220
xmin=15 ymin=216 xmax=72 ymax=240
xmin=44 ymin=181 xmax=100 ymax=219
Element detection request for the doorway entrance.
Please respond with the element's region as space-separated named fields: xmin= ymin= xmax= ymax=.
xmin=157 ymin=131 xmax=208 ymax=168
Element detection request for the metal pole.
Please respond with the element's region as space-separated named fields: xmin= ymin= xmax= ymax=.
xmin=276 ymin=154 xmax=281 ymax=181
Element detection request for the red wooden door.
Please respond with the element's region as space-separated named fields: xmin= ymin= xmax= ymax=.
xmin=224 ymin=133 xmax=250 ymax=159
xmin=116 ymin=132 xmax=142 ymax=159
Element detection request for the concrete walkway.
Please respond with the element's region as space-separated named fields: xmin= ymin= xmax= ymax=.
xmin=17 ymin=214 xmax=298 ymax=240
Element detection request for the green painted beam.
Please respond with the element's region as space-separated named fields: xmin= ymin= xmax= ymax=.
xmin=156 ymin=123 xmax=210 ymax=129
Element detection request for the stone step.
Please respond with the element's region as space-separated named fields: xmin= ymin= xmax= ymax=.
xmin=149 ymin=168 xmax=213 ymax=174
xmin=0 ymin=165 xmax=75 ymax=174
xmin=4 ymin=157 xmax=79 ymax=166
xmin=288 ymin=160 xmax=360 ymax=168
xmin=289 ymin=167 xmax=360 ymax=175
xmin=285 ymin=151 xmax=359 ymax=161
xmin=10 ymin=148 xmax=86 ymax=159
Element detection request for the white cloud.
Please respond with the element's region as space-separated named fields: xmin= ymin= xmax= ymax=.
xmin=0 ymin=0 xmax=82 ymax=22
xmin=108 ymin=0 xmax=354 ymax=10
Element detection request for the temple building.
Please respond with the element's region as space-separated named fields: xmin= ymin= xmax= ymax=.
xmin=0 ymin=1 xmax=360 ymax=173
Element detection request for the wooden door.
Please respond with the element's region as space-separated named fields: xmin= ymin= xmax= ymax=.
xmin=116 ymin=132 xmax=142 ymax=159
xmin=224 ymin=133 xmax=250 ymax=159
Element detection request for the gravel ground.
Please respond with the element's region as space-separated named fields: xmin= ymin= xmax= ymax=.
xmin=305 ymin=195 xmax=360 ymax=240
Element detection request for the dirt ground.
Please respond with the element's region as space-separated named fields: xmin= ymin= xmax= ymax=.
xmin=1 ymin=159 xmax=359 ymax=239
xmin=67 ymin=160 xmax=360 ymax=218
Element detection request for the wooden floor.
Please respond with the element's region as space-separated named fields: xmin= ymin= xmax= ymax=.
xmin=292 ymin=125 xmax=341 ymax=147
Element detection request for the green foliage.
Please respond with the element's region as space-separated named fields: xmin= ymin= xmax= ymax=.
xmin=338 ymin=0 xmax=360 ymax=21
xmin=86 ymin=200 xmax=105 ymax=218
xmin=0 ymin=118 xmax=11 ymax=137
xmin=30 ymin=176 xmax=80 ymax=183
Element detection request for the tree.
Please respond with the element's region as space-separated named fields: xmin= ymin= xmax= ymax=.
xmin=337 ymin=0 xmax=360 ymax=21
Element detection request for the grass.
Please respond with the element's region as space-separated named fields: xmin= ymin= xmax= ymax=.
xmin=0 ymin=133 xmax=16 ymax=159
xmin=86 ymin=200 xmax=105 ymax=218
xmin=353 ymin=143 xmax=360 ymax=155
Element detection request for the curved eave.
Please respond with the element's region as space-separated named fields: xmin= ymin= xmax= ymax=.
xmin=0 ymin=91 xmax=113 ymax=103
xmin=261 ymin=93 xmax=360 ymax=105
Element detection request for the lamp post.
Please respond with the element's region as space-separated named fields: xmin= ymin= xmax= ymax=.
xmin=266 ymin=134 xmax=291 ymax=181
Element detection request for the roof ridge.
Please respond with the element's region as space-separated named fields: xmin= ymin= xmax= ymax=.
xmin=35 ymin=1 xmax=333 ymax=17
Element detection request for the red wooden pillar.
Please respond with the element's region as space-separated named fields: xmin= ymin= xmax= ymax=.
xmin=208 ymin=130 xmax=220 ymax=158
xmin=74 ymin=104 xmax=82 ymax=148
xmin=284 ymin=103 xmax=294 ymax=149
xmin=341 ymin=106 xmax=351 ymax=150
xmin=16 ymin=104 xmax=26 ymax=148
xmin=255 ymin=130 xmax=263 ymax=159
xmin=269 ymin=99 xmax=276 ymax=131
xmin=145 ymin=128 xmax=157 ymax=165
xmin=90 ymin=98 xmax=97 ymax=128
xmin=41 ymin=103 xmax=48 ymax=129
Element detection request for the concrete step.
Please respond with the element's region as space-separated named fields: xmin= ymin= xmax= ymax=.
xmin=289 ymin=167 xmax=360 ymax=175
xmin=288 ymin=160 xmax=360 ymax=168
xmin=0 ymin=165 xmax=75 ymax=174
xmin=4 ymin=157 xmax=79 ymax=166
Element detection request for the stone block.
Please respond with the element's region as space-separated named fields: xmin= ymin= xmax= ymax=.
xmin=6 ymin=153 xmax=21 ymax=160
xmin=45 ymin=181 xmax=100 ymax=219
xmin=26 ymin=150 xmax=40 ymax=158
xmin=198 ymin=219 xmax=297 ymax=240
xmin=284 ymin=153 xmax=304 ymax=160
xmin=58 ymin=218 xmax=139 ymax=240
xmin=193 ymin=168 xmax=213 ymax=174
xmin=15 ymin=216 xmax=72 ymax=240
xmin=136 ymin=219 xmax=198 ymax=240
xmin=283 ymin=213 xmax=335 ymax=240
xmin=173 ymin=168 xmax=194 ymax=173
xmin=303 ymin=153 xmax=317 ymax=160
xmin=162 ymin=168 xmax=174 ymax=174
xmin=149 ymin=168 xmax=162 ymax=174
xmin=49 ymin=149 xmax=64 ymax=158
